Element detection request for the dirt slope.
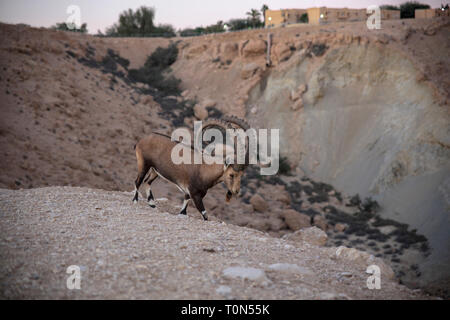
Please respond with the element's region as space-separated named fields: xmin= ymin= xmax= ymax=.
xmin=0 ymin=187 xmax=430 ymax=299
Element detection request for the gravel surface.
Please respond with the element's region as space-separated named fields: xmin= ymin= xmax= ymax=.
xmin=0 ymin=187 xmax=430 ymax=299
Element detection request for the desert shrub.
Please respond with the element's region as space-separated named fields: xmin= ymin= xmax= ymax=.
xmin=144 ymin=44 xmax=178 ymax=68
xmin=128 ymin=43 xmax=181 ymax=95
xmin=362 ymin=197 xmax=380 ymax=213
xmin=278 ymin=156 xmax=292 ymax=175
xmin=311 ymin=43 xmax=328 ymax=56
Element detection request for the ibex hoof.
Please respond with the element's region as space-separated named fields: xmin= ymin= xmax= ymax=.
xmin=201 ymin=211 xmax=208 ymax=221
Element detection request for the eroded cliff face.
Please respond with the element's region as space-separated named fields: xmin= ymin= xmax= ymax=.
xmin=246 ymin=41 xmax=449 ymax=290
xmin=161 ymin=19 xmax=449 ymax=293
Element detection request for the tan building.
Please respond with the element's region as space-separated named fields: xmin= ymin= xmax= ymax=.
xmin=415 ymin=8 xmax=450 ymax=19
xmin=381 ymin=9 xmax=401 ymax=20
xmin=265 ymin=7 xmax=400 ymax=27
xmin=307 ymin=7 xmax=366 ymax=25
xmin=265 ymin=9 xmax=307 ymax=27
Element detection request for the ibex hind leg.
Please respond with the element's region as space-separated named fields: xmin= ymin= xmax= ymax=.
xmin=132 ymin=164 xmax=150 ymax=204
xmin=146 ymin=168 xmax=158 ymax=208
xmin=179 ymin=194 xmax=190 ymax=215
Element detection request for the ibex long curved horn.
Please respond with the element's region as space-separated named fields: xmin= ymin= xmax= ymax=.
xmin=192 ymin=118 xmax=233 ymax=152
xmin=223 ymin=115 xmax=272 ymax=169
xmin=221 ymin=115 xmax=250 ymax=130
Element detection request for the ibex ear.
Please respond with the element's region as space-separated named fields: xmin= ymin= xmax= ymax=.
xmin=223 ymin=155 xmax=233 ymax=171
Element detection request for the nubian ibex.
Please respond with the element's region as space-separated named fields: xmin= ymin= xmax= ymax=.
xmin=132 ymin=116 xmax=253 ymax=220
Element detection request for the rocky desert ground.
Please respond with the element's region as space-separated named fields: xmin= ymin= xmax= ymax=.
xmin=0 ymin=16 xmax=449 ymax=299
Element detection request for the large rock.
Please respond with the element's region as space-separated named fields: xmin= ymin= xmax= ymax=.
xmin=186 ymin=44 xmax=207 ymax=59
xmin=290 ymin=84 xmax=308 ymax=102
xmin=243 ymin=40 xmax=266 ymax=58
xmin=193 ymin=103 xmax=208 ymax=120
xmin=250 ymin=194 xmax=268 ymax=213
xmin=193 ymin=99 xmax=217 ymax=120
xmin=273 ymin=190 xmax=291 ymax=205
xmin=274 ymin=43 xmax=293 ymax=62
xmin=201 ymin=98 xmax=217 ymax=109
xmin=221 ymin=42 xmax=239 ymax=61
xmin=313 ymin=214 xmax=328 ymax=231
xmin=281 ymin=209 xmax=311 ymax=231
xmin=284 ymin=226 xmax=328 ymax=246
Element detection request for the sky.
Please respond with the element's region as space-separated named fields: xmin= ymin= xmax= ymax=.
xmin=0 ymin=0 xmax=444 ymax=34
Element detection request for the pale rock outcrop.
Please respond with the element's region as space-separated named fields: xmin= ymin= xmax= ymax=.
xmin=333 ymin=246 xmax=395 ymax=280
xmin=291 ymin=98 xmax=304 ymax=111
xmin=241 ymin=63 xmax=261 ymax=79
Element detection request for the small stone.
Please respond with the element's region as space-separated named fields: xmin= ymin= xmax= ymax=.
xmin=334 ymin=223 xmax=347 ymax=232
xmin=313 ymin=215 xmax=328 ymax=231
xmin=216 ymin=285 xmax=232 ymax=295
xmin=223 ymin=266 xmax=266 ymax=281
xmin=268 ymin=263 xmax=314 ymax=276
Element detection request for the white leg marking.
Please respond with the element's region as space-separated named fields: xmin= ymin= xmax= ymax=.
xmin=180 ymin=199 xmax=190 ymax=213
xmin=133 ymin=187 xmax=138 ymax=204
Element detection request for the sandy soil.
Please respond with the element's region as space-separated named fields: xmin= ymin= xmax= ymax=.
xmin=0 ymin=187 xmax=431 ymax=299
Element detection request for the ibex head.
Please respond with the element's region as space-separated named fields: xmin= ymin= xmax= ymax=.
xmin=199 ymin=116 xmax=252 ymax=202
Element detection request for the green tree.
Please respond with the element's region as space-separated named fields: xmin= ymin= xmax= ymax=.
xmin=380 ymin=5 xmax=400 ymax=10
xmin=399 ymin=1 xmax=430 ymax=19
xmin=52 ymin=22 xmax=87 ymax=33
xmin=226 ymin=18 xmax=251 ymax=31
xmin=246 ymin=8 xmax=262 ymax=28
xmin=105 ymin=6 xmax=175 ymax=37
xmin=261 ymin=4 xmax=269 ymax=22
xmin=298 ymin=13 xmax=308 ymax=23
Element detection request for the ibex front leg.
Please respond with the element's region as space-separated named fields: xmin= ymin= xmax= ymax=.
xmin=192 ymin=193 xmax=208 ymax=221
